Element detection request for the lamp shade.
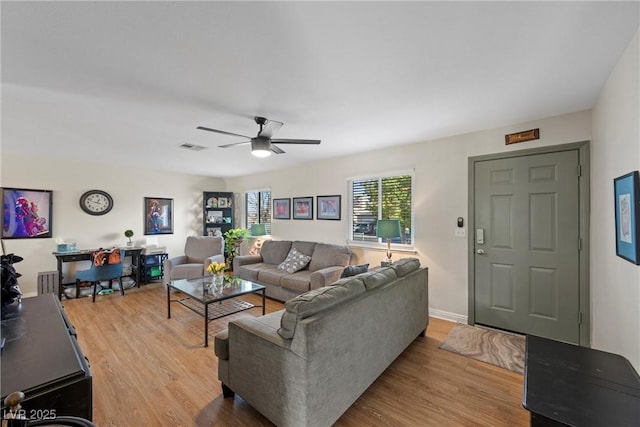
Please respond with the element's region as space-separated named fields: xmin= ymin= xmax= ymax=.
xmin=376 ymin=219 xmax=401 ymax=239
xmin=250 ymin=223 xmax=268 ymax=236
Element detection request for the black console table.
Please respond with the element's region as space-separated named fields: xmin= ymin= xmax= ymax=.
xmin=1 ymin=295 xmax=92 ymax=421
xmin=53 ymin=247 xmax=143 ymax=299
xmin=523 ymin=334 xmax=640 ymax=426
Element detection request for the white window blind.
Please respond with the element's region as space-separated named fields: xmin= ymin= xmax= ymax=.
xmin=246 ymin=190 xmax=272 ymax=234
xmin=349 ymin=173 xmax=413 ymax=245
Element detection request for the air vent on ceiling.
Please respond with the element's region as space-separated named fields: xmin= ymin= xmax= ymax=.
xmin=179 ymin=143 xmax=207 ymax=151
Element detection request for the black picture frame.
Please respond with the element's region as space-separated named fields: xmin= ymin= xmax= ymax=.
xmin=316 ymin=195 xmax=341 ymax=220
xmin=293 ymin=197 xmax=313 ymax=220
xmin=1 ymin=187 xmax=53 ymax=239
xmin=273 ymin=198 xmax=291 ymax=220
xmin=614 ymin=171 xmax=640 ymax=264
xmin=144 ymin=197 xmax=174 ymax=235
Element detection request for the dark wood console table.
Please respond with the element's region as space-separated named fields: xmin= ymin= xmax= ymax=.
xmin=523 ymin=334 xmax=640 ymax=426
xmin=1 ymin=295 xmax=92 ymax=421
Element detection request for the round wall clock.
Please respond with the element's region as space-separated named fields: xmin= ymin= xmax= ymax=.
xmin=79 ymin=190 xmax=114 ymax=216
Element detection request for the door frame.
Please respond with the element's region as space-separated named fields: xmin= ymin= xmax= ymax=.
xmin=467 ymin=141 xmax=591 ymax=346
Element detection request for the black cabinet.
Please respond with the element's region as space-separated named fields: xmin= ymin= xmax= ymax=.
xmin=203 ymin=191 xmax=234 ymax=237
xmin=140 ymin=253 xmax=168 ymax=283
xmin=1 ymin=295 xmax=92 ymax=421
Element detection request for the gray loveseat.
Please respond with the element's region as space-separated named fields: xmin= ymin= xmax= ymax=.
xmin=233 ymin=240 xmax=355 ymax=301
xmin=215 ymin=258 xmax=428 ymax=427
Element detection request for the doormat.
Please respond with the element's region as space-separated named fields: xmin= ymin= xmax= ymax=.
xmin=439 ymin=323 xmax=525 ymax=374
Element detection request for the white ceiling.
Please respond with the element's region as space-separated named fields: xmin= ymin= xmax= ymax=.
xmin=2 ymin=1 xmax=638 ymax=177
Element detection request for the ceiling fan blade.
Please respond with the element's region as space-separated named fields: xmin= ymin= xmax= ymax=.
xmin=259 ymin=120 xmax=284 ymax=139
xmin=271 ymin=144 xmax=286 ymax=154
xmin=219 ymin=140 xmax=251 ymax=148
xmin=197 ymin=126 xmax=252 ymax=139
xmin=270 ymin=139 xmax=321 ymax=145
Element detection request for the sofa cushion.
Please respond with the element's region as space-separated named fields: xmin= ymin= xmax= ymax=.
xmin=308 ymin=243 xmax=352 ymax=272
xmin=258 ymin=266 xmax=289 ymax=286
xmin=281 ymin=270 xmax=313 ymax=293
xmin=360 ymin=267 xmax=397 ymax=290
xmin=391 ymin=258 xmax=421 ymax=277
xmin=278 ymin=278 xmax=366 ymax=339
xmin=278 ymin=247 xmax=312 ymax=274
xmin=341 ymin=263 xmax=369 ymax=278
xmin=261 ymin=240 xmax=292 ymax=265
xmin=292 ymin=241 xmax=317 ymax=257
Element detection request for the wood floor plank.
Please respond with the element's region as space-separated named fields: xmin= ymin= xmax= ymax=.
xmin=61 ymin=282 xmax=529 ymax=426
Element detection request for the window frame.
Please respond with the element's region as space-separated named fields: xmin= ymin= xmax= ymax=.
xmin=245 ymin=188 xmax=272 ymax=233
xmin=347 ymin=169 xmax=416 ymax=252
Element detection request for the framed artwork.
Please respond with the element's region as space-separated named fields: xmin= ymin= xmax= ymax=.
xmin=273 ymin=198 xmax=291 ymax=220
xmin=144 ymin=197 xmax=174 ymax=235
xmin=293 ymin=197 xmax=313 ymax=220
xmin=614 ymin=171 xmax=640 ymax=264
xmin=1 ymin=187 xmax=53 ymax=239
xmin=316 ymin=195 xmax=341 ymax=220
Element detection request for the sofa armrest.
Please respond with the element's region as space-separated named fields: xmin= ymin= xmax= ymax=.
xmin=163 ymin=255 xmax=187 ymax=283
xmin=233 ymin=254 xmax=262 ymax=270
xmin=309 ymin=266 xmax=345 ymax=290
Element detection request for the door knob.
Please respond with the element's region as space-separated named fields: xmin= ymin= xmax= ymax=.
xmin=476 ymin=249 xmax=485 ymax=254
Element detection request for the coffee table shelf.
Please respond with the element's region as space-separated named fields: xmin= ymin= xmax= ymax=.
xmin=167 ymin=276 xmax=266 ymax=347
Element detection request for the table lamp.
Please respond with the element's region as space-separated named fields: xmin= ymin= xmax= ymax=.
xmin=249 ymin=224 xmax=268 ymax=255
xmin=376 ymin=219 xmax=401 ymax=265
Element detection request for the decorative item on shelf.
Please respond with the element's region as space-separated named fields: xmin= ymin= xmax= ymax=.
xmin=223 ymin=228 xmax=250 ymax=270
xmin=377 ymin=219 xmax=402 ymax=267
xmin=124 ymin=229 xmax=134 ymax=246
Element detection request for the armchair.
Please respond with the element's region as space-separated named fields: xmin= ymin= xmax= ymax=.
xmin=164 ymin=236 xmax=225 ymax=283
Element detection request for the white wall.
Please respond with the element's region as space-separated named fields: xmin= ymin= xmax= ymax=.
xmin=227 ymin=110 xmax=592 ymax=320
xmin=591 ymin=29 xmax=640 ymax=370
xmin=1 ymin=152 xmax=223 ymax=295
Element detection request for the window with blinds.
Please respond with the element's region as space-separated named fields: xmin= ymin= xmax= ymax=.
xmin=246 ymin=190 xmax=272 ymax=233
xmin=349 ymin=173 xmax=413 ymax=245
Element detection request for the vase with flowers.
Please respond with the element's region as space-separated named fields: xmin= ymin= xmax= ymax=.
xmin=207 ymin=261 xmax=226 ymax=288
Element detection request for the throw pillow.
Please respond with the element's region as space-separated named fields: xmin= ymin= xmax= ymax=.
xmin=277 ymin=247 xmax=312 ymax=274
xmin=340 ymin=263 xmax=370 ymax=278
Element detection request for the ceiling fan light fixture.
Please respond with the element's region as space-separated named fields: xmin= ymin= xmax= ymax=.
xmin=251 ymin=138 xmax=272 ymax=157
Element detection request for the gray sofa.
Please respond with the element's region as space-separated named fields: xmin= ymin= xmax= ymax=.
xmin=233 ymin=240 xmax=356 ymax=301
xmin=215 ymin=258 xmax=428 ymax=427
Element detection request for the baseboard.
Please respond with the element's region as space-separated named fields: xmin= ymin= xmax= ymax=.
xmin=429 ymin=307 xmax=467 ymax=324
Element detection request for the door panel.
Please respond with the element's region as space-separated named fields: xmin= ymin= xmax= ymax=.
xmin=474 ymin=150 xmax=581 ymax=343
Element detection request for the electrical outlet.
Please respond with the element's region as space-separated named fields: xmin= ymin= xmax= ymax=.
xmin=454 ymin=228 xmax=466 ymax=238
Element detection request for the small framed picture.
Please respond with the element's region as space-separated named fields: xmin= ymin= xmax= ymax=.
xmin=293 ymin=197 xmax=313 ymax=220
xmin=614 ymin=171 xmax=640 ymax=264
xmin=144 ymin=197 xmax=174 ymax=235
xmin=273 ymin=198 xmax=291 ymax=220
xmin=316 ymin=195 xmax=341 ymax=220
xmin=218 ymin=198 xmax=228 ymax=208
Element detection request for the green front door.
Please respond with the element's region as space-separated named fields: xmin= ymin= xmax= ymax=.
xmin=473 ymin=150 xmax=581 ymax=343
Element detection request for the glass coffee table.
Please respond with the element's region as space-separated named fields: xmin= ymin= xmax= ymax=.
xmin=167 ymin=276 xmax=266 ymax=347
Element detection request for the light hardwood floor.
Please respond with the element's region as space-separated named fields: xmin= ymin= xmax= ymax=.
xmin=61 ymin=282 xmax=529 ymax=426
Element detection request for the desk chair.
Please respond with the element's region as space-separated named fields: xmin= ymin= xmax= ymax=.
xmin=75 ymin=249 xmax=124 ymax=302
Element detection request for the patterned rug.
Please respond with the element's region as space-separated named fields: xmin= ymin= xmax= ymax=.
xmin=439 ymin=323 xmax=525 ymax=374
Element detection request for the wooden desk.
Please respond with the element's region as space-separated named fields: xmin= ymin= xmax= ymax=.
xmin=52 ymin=247 xmax=143 ymax=299
xmin=523 ymin=334 xmax=640 ymax=426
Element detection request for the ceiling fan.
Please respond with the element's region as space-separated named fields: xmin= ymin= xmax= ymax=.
xmin=197 ymin=116 xmax=321 ymax=157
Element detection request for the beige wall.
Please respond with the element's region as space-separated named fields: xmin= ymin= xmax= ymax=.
xmin=0 ymin=153 xmax=223 ymax=295
xmin=226 ymin=110 xmax=592 ymax=321
xmin=591 ymin=29 xmax=639 ymax=370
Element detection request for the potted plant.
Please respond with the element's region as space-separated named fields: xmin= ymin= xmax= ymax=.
xmin=124 ymin=229 xmax=134 ymax=246
xmin=223 ymin=228 xmax=250 ymax=269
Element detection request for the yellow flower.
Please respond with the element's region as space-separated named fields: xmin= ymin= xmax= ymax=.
xmin=207 ymin=261 xmax=226 ymax=274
